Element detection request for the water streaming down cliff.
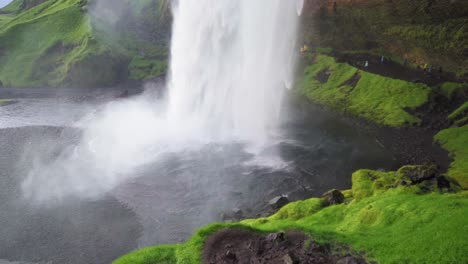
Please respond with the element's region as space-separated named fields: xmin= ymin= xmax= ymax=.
xmin=20 ymin=0 xmax=302 ymax=202
xmin=167 ymin=0 xmax=301 ymax=145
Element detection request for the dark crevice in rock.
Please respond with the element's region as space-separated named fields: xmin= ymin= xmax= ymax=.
xmin=316 ymin=67 xmax=332 ymax=84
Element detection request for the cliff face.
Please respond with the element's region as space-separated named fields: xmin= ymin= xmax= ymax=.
xmin=301 ymin=0 xmax=468 ymax=77
xmin=0 ymin=0 xmax=171 ymax=88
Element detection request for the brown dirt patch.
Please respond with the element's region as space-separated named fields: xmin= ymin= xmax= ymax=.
xmin=203 ymin=229 xmax=370 ymax=264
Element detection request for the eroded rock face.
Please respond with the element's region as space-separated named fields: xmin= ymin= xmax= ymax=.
xmin=269 ymin=196 xmax=290 ymax=209
xmin=203 ymin=229 xmax=371 ymax=264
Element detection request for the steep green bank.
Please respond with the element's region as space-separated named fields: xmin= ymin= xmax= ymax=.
xmin=298 ymin=54 xmax=430 ymax=127
xmin=115 ymin=166 xmax=468 ymax=264
xmin=302 ymin=0 xmax=468 ymax=78
xmin=0 ymin=0 xmax=171 ymax=87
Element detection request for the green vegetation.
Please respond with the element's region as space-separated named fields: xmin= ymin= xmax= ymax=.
xmin=440 ymin=82 xmax=467 ymax=100
xmin=114 ymin=245 xmax=178 ymax=264
xmin=304 ymin=0 xmax=468 ymax=77
xmin=436 ymin=125 xmax=468 ymax=189
xmin=298 ymin=55 xmax=430 ymax=127
xmin=0 ymin=0 xmax=171 ymax=88
xmin=114 ymin=167 xmax=468 ymax=264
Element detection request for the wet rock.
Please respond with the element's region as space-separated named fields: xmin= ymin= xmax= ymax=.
xmin=437 ymin=176 xmax=451 ymax=189
xmin=266 ymin=232 xmax=285 ymax=243
xmin=283 ymin=253 xmax=298 ymax=264
xmin=221 ymin=208 xmax=244 ymax=221
xmin=117 ymin=89 xmax=130 ymax=98
xmin=398 ymin=165 xmax=438 ymax=184
xmin=315 ymin=67 xmax=332 ymax=83
xmin=225 ymin=250 xmax=237 ymax=260
xmin=232 ymin=208 xmax=243 ymax=219
xmin=269 ymin=196 xmax=290 ymax=209
xmin=322 ymin=189 xmax=345 ymax=206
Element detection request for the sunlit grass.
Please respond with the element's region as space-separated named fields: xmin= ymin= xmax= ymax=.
xmin=114 ymin=167 xmax=468 ymax=264
xmin=298 ymin=55 xmax=430 ymax=127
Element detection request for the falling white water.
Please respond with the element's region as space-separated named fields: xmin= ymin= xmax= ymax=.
xmin=167 ymin=0 xmax=300 ymax=145
xmin=20 ymin=0 xmax=301 ymax=202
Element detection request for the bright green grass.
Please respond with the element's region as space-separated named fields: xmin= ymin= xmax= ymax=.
xmin=436 ymin=125 xmax=468 ymax=189
xmin=115 ymin=168 xmax=468 ymax=264
xmin=298 ymin=55 xmax=430 ymax=127
xmin=0 ymin=0 xmax=97 ymax=87
xmin=0 ymin=0 xmax=170 ymax=87
xmin=114 ymin=245 xmax=178 ymax=264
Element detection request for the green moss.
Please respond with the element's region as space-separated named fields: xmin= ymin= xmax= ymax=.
xmin=351 ymin=169 xmax=400 ymax=201
xmin=0 ymin=0 xmax=170 ymax=87
xmin=441 ymin=82 xmax=467 ymax=100
xmin=270 ymin=198 xmax=324 ymax=220
xmin=435 ymin=125 xmax=468 ymax=189
xmin=115 ymin=176 xmax=468 ymax=264
xmin=299 ymin=55 xmax=430 ymax=127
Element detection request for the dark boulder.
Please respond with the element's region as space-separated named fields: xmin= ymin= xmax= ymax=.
xmin=398 ymin=165 xmax=438 ymax=184
xmin=437 ymin=176 xmax=451 ymax=189
xmin=322 ymin=189 xmax=345 ymax=206
xmin=269 ymin=196 xmax=290 ymax=209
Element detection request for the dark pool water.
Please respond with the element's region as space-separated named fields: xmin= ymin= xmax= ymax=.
xmin=0 ymin=88 xmax=399 ymax=264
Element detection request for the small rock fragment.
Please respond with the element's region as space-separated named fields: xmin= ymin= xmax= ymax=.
xmin=269 ymin=196 xmax=290 ymax=209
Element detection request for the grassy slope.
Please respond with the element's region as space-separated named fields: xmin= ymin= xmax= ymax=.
xmin=0 ymin=0 xmax=95 ymax=87
xmin=436 ymin=125 xmax=468 ymax=189
xmin=0 ymin=0 xmax=170 ymax=87
xmin=304 ymin=0 xmax=468 ymax=77
xmin=114 ymin=168 xmax=468 ymax=264
xmin=298 ymin=54 xmax=430 ymax=127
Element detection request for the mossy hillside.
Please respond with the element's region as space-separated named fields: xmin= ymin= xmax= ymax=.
xmin=298 ymin=54 xmax=430 ymax=127
xmin=89 ymin=0 xmax=171 ymax=81
xmin=436 ymin=125 xmax=468 ymax=189
xmin=0 ymin=0 xmax=171 ymax=87
xmin=303 ymin=0 xmax=468 ymax=77
xmin=115 ymin=167 xmax=468 ymax=264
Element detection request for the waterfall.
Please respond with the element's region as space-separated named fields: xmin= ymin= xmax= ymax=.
xmin=167 ymin=0 xmax=300 ymax=145
xmin=20 ymin=0 xmax=301 ymax=202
